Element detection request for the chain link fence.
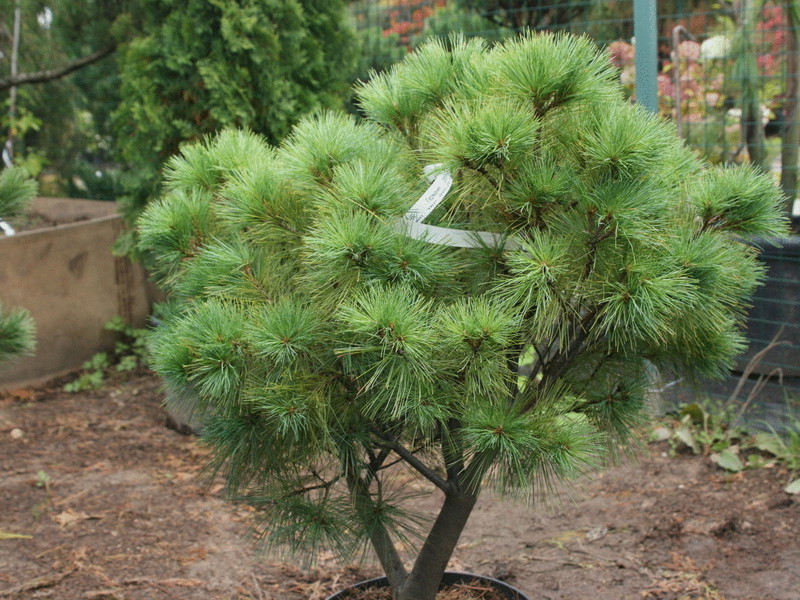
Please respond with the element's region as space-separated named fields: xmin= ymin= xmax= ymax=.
xmin=349 ymin=0 xmax=800 ymax=428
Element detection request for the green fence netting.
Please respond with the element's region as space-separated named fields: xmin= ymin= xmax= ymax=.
xmin=349 ymin=0 xmax=800 ymax=430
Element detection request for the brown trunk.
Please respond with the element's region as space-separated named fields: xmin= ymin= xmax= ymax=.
xmin=348 ymin=474 xmax=407 ymax=596
xmin=396 ymin=490 xmax=479 ymax=600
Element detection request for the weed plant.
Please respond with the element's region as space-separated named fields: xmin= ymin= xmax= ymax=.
xmin=64 ymin=317 xmax=149 ymax=392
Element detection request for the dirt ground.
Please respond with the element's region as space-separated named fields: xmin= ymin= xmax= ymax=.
xmin=1 ymin=371 xmax=798 ymax=600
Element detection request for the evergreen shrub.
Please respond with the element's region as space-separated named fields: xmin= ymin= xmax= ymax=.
xmin=112 ymin=0 xmax=358 ymax=226
xmin=0 ymin=304 xmax=35 ymax=365
xmin=0 ymin=167 xmax=37 ymax=219
xmin=138 ymin=33 xmax=787 ymax=600
xmin=0 ymin=167 xmax=37 ymax=366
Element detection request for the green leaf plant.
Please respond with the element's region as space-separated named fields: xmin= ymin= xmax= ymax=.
xmin=63 ymin=316 xmax=148 ymax=392
xmin=137 ymin=33 xmax=788 ymax=600
xmin=662 ymin=331 xmax=800 ymax=484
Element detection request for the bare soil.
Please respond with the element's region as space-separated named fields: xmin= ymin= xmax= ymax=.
xmin=1 ymin=371 xmax=798 ymax=600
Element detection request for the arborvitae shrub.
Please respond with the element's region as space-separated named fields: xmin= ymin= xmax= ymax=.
xmin=112 ymin=0 xmax=358 ymax=226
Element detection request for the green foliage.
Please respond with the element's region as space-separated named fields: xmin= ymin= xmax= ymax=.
xmin=353 ymin=25 xmax=407 ymax=83
xmin=0 ymin=304 xmax=36 ymax=365
xmin=0 ymin=96 xmax=45 ymax=176
xmin=63 ymin=357 xmax=108 ymax=393
xmin=454 ymin=0 xmax=591 ymax=30
xmin=418 ymin=3 xmax=511 ymax=45
xmin=0 ymin=167 xmax=37 ymax=218
xmin=754 ymin=428 xmax=800 ymax=472
xmin=0 ymin=1 xmax=133 ymax=187
xmin=63 ymin=316 xmax=148 ymax=392
xmin=754 ymin=402 xmax=800 ymax=490
xmin=64 ymin=161 xmax=125 ymax=201
xmin=690 ymin=164 xmax=788 ymax=236
xmin=113 ymin=0 xmax=358 ymax=223
xmin=660 ymin=397 xmax=800 ymax=494
xmin=35 ymin=470 xmax=51 ymax=489
xmin=139 ymin=33 xmax=788 ymax=600
xmin=666 ymin=401 xmax=748 ymax=458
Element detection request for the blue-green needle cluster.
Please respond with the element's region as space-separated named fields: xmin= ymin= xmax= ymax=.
xmin=0 ymin=304 xmax=35 ymax=365
xmin=138 ymin=32 xmax=788 ymax=600
xmin=0 ymin=167 xmax=37 ymax=368
xmin=0 ymin=167 xmax=37 ymax=219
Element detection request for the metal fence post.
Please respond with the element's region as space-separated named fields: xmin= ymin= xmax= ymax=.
xmin=634 ymin=0 xmax=658 ymax=113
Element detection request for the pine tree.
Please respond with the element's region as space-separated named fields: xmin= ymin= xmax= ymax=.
xmin=138 ymin=33 xmax=787 ymax=600
xmin=0 ymin=304 xmax=35 ymax=365
xmin=0 ymin=166 xmax=36 ymax=365
xmin=0 ymin=166 xmax=36 ymax=218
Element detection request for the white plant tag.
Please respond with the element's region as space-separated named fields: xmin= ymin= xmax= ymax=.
xmin=400 ymin=219 xmax=521 ymax=250
xmin=0 ymin=220 xmax=16 ymax=236
xmin=396 ymin=165 xmax=520 ymax=251
xmin=405 ymin=166 xmax=453 ymax=223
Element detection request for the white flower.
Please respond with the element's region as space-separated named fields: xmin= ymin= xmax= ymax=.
xmin=726 ymin=107 xmax=742 ymax=120
xmin=725 ymin=104 xmax=774 ymax=126
xmin=620 ymin=65 xmax=636 ymax=87
xmin=699 ymin=35 xmax=732 ymax=61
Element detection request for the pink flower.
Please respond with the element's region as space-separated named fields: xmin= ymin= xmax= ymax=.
xmin=608 ymin=41 xmax=635 ymax=68
xmin=678 ymin=41 xmax=701 ymax=61
xmin=705 ymin=92 xmax=721 ymax=107
xmin=758 ymin=54 xmax=776 ymax=73
xmin=657 ymin=73 xmax=673 ymax=97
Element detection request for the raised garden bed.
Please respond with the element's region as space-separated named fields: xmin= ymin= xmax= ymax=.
xmin=0 ymin=197 xmax=158 ymax=389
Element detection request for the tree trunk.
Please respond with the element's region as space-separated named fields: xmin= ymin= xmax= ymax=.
xmin=744 ymin=100 xmax=767 ymax=167
xmin=4 ymin=3 xmax=21 ymax=166
xmin=348 ymin=474 xmax=408 ymax=597
xmin=739 ymin=0 xmax=767 ymax=168
xmin=782 ymin=2 xmax=800 ymax=229
xmin=396 ymin=489 xmax=479 ymax=600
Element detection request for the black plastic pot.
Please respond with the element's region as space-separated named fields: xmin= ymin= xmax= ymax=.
xmin=324 ymin=571 xmax=529 ymax=600
xmin=739 ymin=236 xmax=800 ymax=377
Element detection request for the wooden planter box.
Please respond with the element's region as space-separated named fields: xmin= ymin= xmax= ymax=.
xmin=0 ymin=197 xmax=158 ymax=389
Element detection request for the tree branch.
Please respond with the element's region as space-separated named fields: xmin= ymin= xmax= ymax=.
xmin=538 ymin=309 xmax=598 ymax=388
xmin=0 ymin=46 xmax=116 ymax=92
xmin=441 ymin=418 xmax=466 ymax=487
xmin=506 ymin=337 xmax=528 ymax=404
xmin=346 ymin=472 xmax=408 ymax=595
xmin=372 ymin=430 xmax=450 ymax=493
xmin=362 ymin=444 xmax=392 ymax=486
